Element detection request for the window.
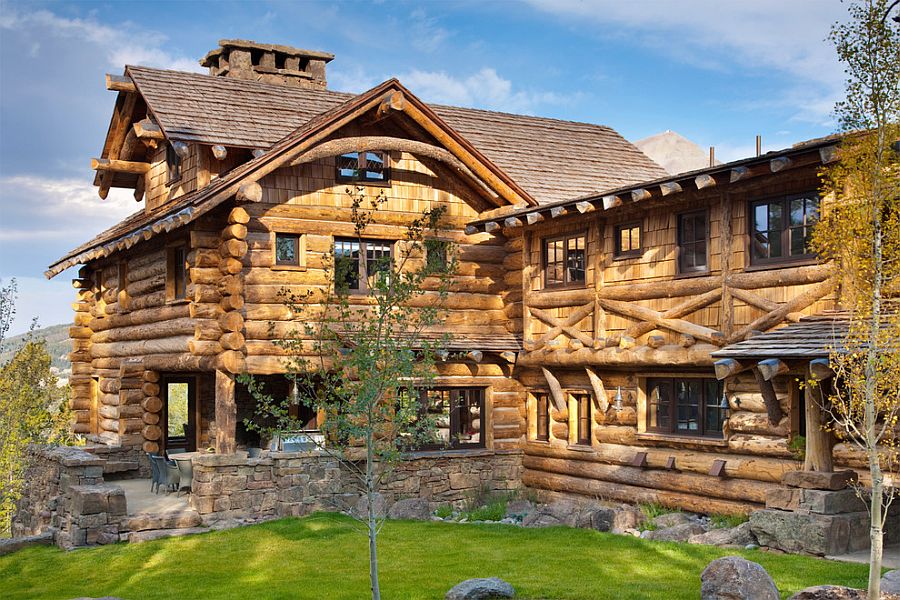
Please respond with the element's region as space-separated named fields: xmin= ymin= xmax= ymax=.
xmin=534 ymin=392 xmax=550 ymax=441
xmin=275 ymin=233 xmax=304 ymax=267
xmin=543 ymin=232 xmax=586 ymax=287
xmin=166 ymin=143 xmax=182 ymax=184
xmin=614 ymin=222 xmax=642 ymax=258
xmin=425 ymin=239 xmax=450 ymax=272
xmin=117 ymin=261 xmax=130 ymax=311
xmin=677 ymin=211 xmax=708 ymax=274
xmin=646 ymin=377 xmax=726 ymax=438
xmin=750 ymin=193 xmax=820 ymax=265
xmin=417 ymin=388 xmax=485 ymax=449
xmin=573 ymin=393 xmax=592 ymax=445
xmin=334 ymin=238 xmax=393 ymax=292
xmin=93 ymin=268 xmax=107 ymax=313
xmin=336 ymin=151 xmax=390 ymax=184
xmin=167 ymin=246 xmax=187 ymax=301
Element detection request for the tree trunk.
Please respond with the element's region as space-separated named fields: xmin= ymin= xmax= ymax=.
xmin=366 ymin=429 xmax=381 ymax=600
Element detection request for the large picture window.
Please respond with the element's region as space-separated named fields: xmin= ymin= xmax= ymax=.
xmin=334 ymin=238 xmax=392 ymax=292
xmin=417 ymin=388 xmax=485 ymax=449
xmin=543 ymin=232 xmax=586 ymax=287
xmin=646 ymin=377 xmax=726 ymax=438
xmin=677 ymin=210 xmax=708 ymax=274
xmin=336 ymin=151 xmax=390 ymax=184
xmin=750 ymin=193 xmax=820 ymax=265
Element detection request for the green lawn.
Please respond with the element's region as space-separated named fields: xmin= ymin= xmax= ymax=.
xmin=0 ymin=513 xmax=869 ymax=600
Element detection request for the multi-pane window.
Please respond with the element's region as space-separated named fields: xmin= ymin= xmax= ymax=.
xmin=336 ymin=151 xmax=390 ymax=184
xmin=275 ymin=233 xmax=301 ymax=266
xmin=750 ymin=193 xmax=820 ymax=265
xmin=614 ymin=222 xmax=642 ymax=258
xmin=334 ymin=238 xmax=393 ymax=292
xmin=543 ymin=233 xmax=586 ymax=287
xmin=167 ymin=246 xmax=187 ymax=301
xmin=534 ymin=393 xmax=550 ymax=441
xmin=573 ymin=393 xmax=592 ymax=445
xmin=677 ymin=211 xmax=708 ymax=273
xmin=647 ymin=377 xmax=726 ymax=438
xmin=417 ymin=388 xmax=484 ymax=449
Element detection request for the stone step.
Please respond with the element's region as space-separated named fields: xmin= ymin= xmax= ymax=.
xmin=127 ymin=527 xmax=209 ymax=543
xmin=122 ymin=510 xmax=202 ymax=532
xmin=103 ymin=461 xmax=140 ymax=474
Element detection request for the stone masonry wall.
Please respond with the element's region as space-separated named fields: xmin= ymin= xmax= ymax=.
xmin=191 ymin=449 xmax=523 ymax=522
xmin=12 ymin=445 xmax=127 ymax=549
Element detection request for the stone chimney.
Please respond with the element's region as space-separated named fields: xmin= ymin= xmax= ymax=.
xmin=200 ymin=39 xmax=334 ymax=89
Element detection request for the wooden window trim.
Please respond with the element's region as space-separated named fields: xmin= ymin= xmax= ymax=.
xmin=747 ymin=192 xmax=820 ymax=268
xmin=272 ymin=232 xmax=307 ymax=271
xmin=572 ymin=392 xmax=592 ymax=446
xmin=335 ymin=151 xmax=392 ymax=187
xmin=613 ymin=221 xmax=642 ymax=259
xmin=533 ymin=391 xmax=550 ymax=442
xmin=676 ymin=209 xmax=710 ymax=275
xmin=166 ymin=244 xmax=188 ymax=303
xmin=542 ymin=231 xmax=587 ymax=289
xmin=334 ymin=237 xmax=394 ymax=294
xmin=416 ymin=387 xmax=486 ymax=450
xmin=644 ymin=376 xmax=725 ymax=439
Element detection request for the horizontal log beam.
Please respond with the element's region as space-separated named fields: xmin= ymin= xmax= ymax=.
xmin=757 ymin=358 xmax=790 ymax=381
xmin=133 ymin=119 xmax=165 ymax=141
xmin=91 ymin=158 xmax=150 ymax=174
xmin=106 ymin=74 xmax=136 ymax=93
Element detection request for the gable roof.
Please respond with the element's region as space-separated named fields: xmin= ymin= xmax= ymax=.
xmin=126 ymin=66 xmax=666 ymax=205
xmin=47 ymin=79 xmax=533 ymax=278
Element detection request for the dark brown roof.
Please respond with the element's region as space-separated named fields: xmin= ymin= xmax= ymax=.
xmin=127 ymin=66 xmax=666 ymax=205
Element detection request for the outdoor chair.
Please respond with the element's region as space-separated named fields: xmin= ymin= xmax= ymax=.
xmin=147 ymin=452 xmax=162 ymax=493
xmin=167 ymin=448 xmax=187 ymax=456
xmin=173 ymin=456 xmax=193 ymax=496
xmin=150 ymin=455 xmax=180 ymax=494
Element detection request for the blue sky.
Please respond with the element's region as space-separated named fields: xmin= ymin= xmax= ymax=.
xmin=0 ymin=0 xmax=849 ymax=334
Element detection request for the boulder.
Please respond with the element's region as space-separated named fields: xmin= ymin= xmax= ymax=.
xmin=505 ymin=500 xmax=534 ymax=519
xmin=0 ymin=531 xmax=54 ymax=556
xmin=446 ymin=577 xmax=515 ymax=600
xmin=787 ymin=585 xmax=866 ymax=600
xmin=689 ymin=522 xmax=756 ymax=547
xmin=652 ymin=512 xmax=693 ymax=529
xmin=388 ymin=498 xmax=431 ymax=521
xmin=883 ymin=570 xmax=900 ymax=595
xmin=589 ymin=506 xmax=644 ymax=533
xmin=522 ymin=501 xmax=578 ymax=528
xmin=643 ymin=521 xmax=706 ymax=542
xmin=700 ymin=556 xmax=779 ymax=600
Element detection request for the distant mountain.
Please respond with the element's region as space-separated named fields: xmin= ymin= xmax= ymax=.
xmin=1 ymin=323 xmax=72 ymax=382
xmin=633 ymin=130 xmax=721 ymax=175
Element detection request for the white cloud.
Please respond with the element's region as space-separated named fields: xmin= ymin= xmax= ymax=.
xmin=0 ymin=8 xmax=202 ymax=72
xmin=409 ymin=8 xmax=451 ymax=53
xmin=525 ymin=0 xmax=847 ymax=124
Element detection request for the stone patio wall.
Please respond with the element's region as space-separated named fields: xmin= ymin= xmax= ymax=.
xmin=11 ymin=445 xmax=127 ymax=549
xmin=190 ymin=449 xmax=523 ymax=522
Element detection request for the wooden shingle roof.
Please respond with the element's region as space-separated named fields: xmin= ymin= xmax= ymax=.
xmin=127 ymin=66 xmax=666 ymax=205
xmin=711 ymin=313 xmax=850 ymax=359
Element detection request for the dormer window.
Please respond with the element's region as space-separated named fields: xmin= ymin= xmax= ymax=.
xmin=166 ymin=143 xmax=182 ymax=185
xmin=336 ymin=151 xmax=390 ymax=185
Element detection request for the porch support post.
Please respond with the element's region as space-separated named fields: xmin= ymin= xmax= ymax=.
xmin=804 ymin=367 xmax=836 ymax=472
xmin=215 ymin=369 xmax=237 ymax=454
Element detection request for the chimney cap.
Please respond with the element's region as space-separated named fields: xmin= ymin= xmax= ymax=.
xmin=200 ymin=39 xmax=335 ymax=67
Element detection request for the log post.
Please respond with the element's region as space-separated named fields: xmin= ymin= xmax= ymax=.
xmin=804 ymin=369 xmax=837 ymax=472
xmin=752 ymin=366 xmax=785 ymax=425
xmin=215 ymin=369 xmax=237 ymax=454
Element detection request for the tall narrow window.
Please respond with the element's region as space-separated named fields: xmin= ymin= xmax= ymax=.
xmin=574 ymin=393 xmax=592 ymax=445
xmin=535 ymin=393 xmax=550 ymax=441
xmin=646 ymin=377 xmax=725 ymax=438
xmin=336 ymin=151 xmax=390 ymax=184
xmin=334 ymin=238 xmax=393 ymax=292
xmin=167 ymin=246 xmax=187 ymax=301
xmin=543 ymin=232 xmax=586 ymax=287
xmin=117 ymin=261 xmax=130 ymax=311
xmin=614 ymin=222 xmax=642 ymax=258
xmin=750 ymin=193 xmax=820 ymax=265
xmin=166 ymin=143 xmax=182 ymax=184
xmin=677 ymin=210 xmax=708 ymax=273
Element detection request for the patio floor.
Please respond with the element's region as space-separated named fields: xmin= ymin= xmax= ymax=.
xmin=116 ymin=478 xmax=191 ymax=515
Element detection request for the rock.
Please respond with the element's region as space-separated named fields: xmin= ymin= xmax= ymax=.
xmin=0 ymin=531 xmax=54 ymax=556
xmin=446 ymin=577 xmax=515 ymax=600
xmin=388 ymin=498 xmax=431 ymax=521
xmin=644 ymin=521 xmax=706 ymax=542
xmin=590 ymin=506 xmax=644 ymax=533
xmin=782 ymin=470 xmax=857 ymax=491
xmin=505 ymin=500 xmax=534 ymax=518
xmin=522 ymin=501 xmax=578 ymax=528
xmin=652 ymin=512 xmax=693 ymax=529
xmin=883 ymin=570 xmax=900 ymax=595
xmin=127 ymin=527 xmax=209 ymax=543
xmin=352 ymin=493 xmax=387 ymax=520
xmin=689 ymin=522 xmax=756 ymax=547
xmin=700 ymin=556 xmax=779 ymax=600
xmin=787 ymin=585 xmax=866 ymax=599
xmin=750 ymin=509 xmax=869 ymax=556
xmin=122 ymin=510 xmax=202 ymax=532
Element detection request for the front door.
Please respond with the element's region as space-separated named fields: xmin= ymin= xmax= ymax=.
xmin=162 ymin=376 xmax=197 ymax=453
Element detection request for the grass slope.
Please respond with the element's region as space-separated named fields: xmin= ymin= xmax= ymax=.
xmin=0 ymin=514 xmax=869 ymax=600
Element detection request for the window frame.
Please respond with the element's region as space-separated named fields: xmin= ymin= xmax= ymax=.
xmin=676 ymin=209 xmax=709 ymax=275
xmin=534 ymin=392 xmax=550 ymax=442
xmin=117 ymin=260 xmax=130 ymax=313
xmin=166 ymin=244 xmax=188 ymax=302
xmin=166 ymin=143 xmax=182 ymax=185
xmin=542 ymin=231 xmax=587 ymax=289
xmin=273 ymin=232 xmax=306 ymax=270
xmin=572 ymin=392 xmax=592 ymax=446
xmin=748 ymin=192 xmax=820 ymax=267
xmin=416 ymin=387 xmax=486 ymax=450
xmin=425 ymin=238 xmax=450 ymax=273
xmin=613 ymin=221 xmax=642 ymax=259
xmin=645 ymin=377 xmax=726 ymax=439
xmin=335 ymin=151 xmax=391 ymax=186
xmin=334 ymin=237 xmax=394 ymax=294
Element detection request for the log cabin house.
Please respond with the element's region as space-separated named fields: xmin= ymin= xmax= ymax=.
xmin=46 ymin=40 xmax=868 ymax=517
